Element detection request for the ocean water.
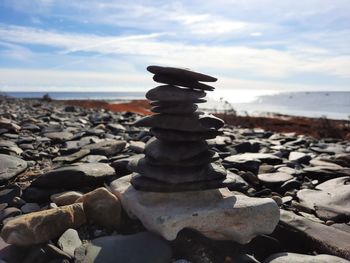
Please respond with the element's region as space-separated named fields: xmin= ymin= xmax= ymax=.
xmin=3 ymin=91 xmax=350 ymax=120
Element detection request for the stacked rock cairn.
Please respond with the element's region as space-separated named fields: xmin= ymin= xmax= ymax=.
xmin=129 ymin=65 xmax=237 ymax=192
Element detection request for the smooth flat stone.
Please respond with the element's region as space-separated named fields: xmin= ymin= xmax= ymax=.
xmin=151 ymin=128 xmax=221 ymax=142
xmin=129 ymin=158 xmax=226 ymax=184
xmin=110 ymin=175 xmax=279 ymax=244
xmin=135 ymin=113 xmax=224 ymax=132
xmin=151 ymin=104 xmax=198 ymax=114
xmin=302 ymin=166 xmax=350 ymax=179
xmin=145 ymin=150 xmax=219 ymax=167
xmin=153 ymin=74 xmax=215 ymax=91
xmin=150 ymin=99 xmax=206 ymax=106
xmin=82 ymin=140 xmax=126 ymax=157
xmin=258 ymin=172 xmax=294 ymax=184
xmin=80 ymin=232 xmax=172 ymax=263
xmin=144 ymin=137 xmax=208 ymax=162
xmin=297 ymin=176 xmax=350 ymax=221
xmin=53 ymin=149 xmax=90 ymax=163
xmin=44 ymin=132 xmax=74 ymax=142
xmin=225 ymin=153 xmax=283 ymax=166
xmin=130 ymin=172 xmax=243 ymax=192
xmin=264 ymin=252 xmax=349 ymax=263
xmin=147 ymin=65 xmax=217 ymax=82
xmin=57 ymin=228 xmax=82 ymax=257
xmin=280 ymin=210 xmax=350 ymax=260
xmin=146 ymin=85 xmax=206 ymax=101
xmin=0 ymin=154 xmax=27 ymax=182
xmin=32 ymin=163 xmax=115 ymax=188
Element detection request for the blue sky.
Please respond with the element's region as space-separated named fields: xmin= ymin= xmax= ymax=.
xmin=0 ymin=0 xmax=349 ymax=95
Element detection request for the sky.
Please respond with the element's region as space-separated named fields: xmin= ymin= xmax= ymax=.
xmin=0 ymin=0 xmax=349 ymax=98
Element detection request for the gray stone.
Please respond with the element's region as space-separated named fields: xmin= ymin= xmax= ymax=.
xmin=258 ymin=172 xmax=294 ymax=184
xmin=110 ymin=175 xmax=280 ymax=244
xmin=288 ymin=151 xmax=311 ymax=164
xmin=57 ymin=228 xmax=82 ymax=257
xmin=297 ymin=176 xmax=350 ymax=221
xmin=151 ymin=103 xmax=198 ymax=114
xmin=21 ymin=203 xmax=40 ymax=214
xmin=147 ymin=65 xmax=217 ymax=82
xmin=280 ymin=209 xmax=350 ymax=260
xmin=264 ymin=252 xmax=349 ymax=263
xmin=146 ymin=85 xmax=206 ymax=101
xmin=82 ymin=139 xmax=126 ymax=157
xmin=135 ymin=113 xmax=224 ymax=132
xmin=131 ymin=172 xmax=241 ymax=192
xmin=53 ymin=149 xmax=90 ymax=163
xmin=80 ymin=155 xmax=108 ymax=163
xmin=80 ymin=232 xmax=172 ymax=263
xmin=32 ymin=163 xmax=115 ymax=188
xmin=129 ymin=158 xmax=226 ymax=184
xmin=144 ymin=137 xmax=208 ymax=162
xmin=0 ymin=154 xmax=27 ymax=182
xmin=44 ymin=132 xmax=74 ymax=142
xmin=151 ymin=127 xmax=220 ymax=142
xmin=153 ymin=74 xmax=215 ymax=91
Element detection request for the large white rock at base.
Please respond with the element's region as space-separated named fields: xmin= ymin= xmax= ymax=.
xmin=110 ymin=175 xmax=280 ymax=244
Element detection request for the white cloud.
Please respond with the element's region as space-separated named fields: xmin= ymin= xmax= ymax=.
xmin=0 ymin=25 xmax=349 ymax=79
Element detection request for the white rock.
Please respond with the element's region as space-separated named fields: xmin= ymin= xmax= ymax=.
xmin=110 ymin=175 xmax=280 ymax=244
xmin=264 ymin=252 xmax=349 ymax=263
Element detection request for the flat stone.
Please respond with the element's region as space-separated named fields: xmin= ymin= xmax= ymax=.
xmin=82 ymin=139 xmax=126 ymax=157
xmin=57 ymin=228 xmax=82 ymax=257
xmin=288 ymin=151 xmax=311 ymax=164
xmin=128 ymin=141 xmax=145 ymax=153
xmin=129 ymin=158 xmax=226 ymax=184
xmin=0 ymin=154 xmax=27 ymax=182
xmin=258 ymin=172 xmax=294 ymax=184
xmin=151 ymin=128 xmax=221 ymax=142
xmin=153 ymin=74 xmax=215 ymax=91
xmin=76 ymin=187 xmax=121 ymax=229
xmin=225 ymin=153 xmax=282 ymax=166
xmin=145 ymin=150 xmax=219 ymax=167
xmin=147 ymin=65 xmax=217 ymax=82
xmin=144 ymin=137 xmax=209 ymax=162
xmin=131 ymin=172 xmax=244 ymax=192
xmin=297 ymin=176 xmax=350 ymax=221
xmin=53 ymin=149 xmax=90 ymax=163
xmin=151 ymin=103 xmax=198 ymax=114
xmin=302 ymin=166 xmax=350 ymax=179
xmin=223 ymin=155 xmax=261 ymax=174
xmin=0 ymin=207 xmax=21 ymax=223
xmin=0 ymin=185 xmax=21 ymax=204
xmin=80 ymin=232 xmax=172 ymax=263
xmin=1 ymin=203 xmax=86 ymax=246
xmin=80 ymin=155 xmax=108 ymax=163
xmin=110 ymin=176 xmax=279 ymax=244
xmin=150 ymin=99 xmax=207 ymax=105
xmin=44 ymin=132 xmax=74 ymax=142
xmin=279 ymin=209 xmax=350 ymax=260
xmin=51 ymin=191 xmax=83 ymax=206
xmin=32 ymin=163 xmax=115 ymax=188
xmin=21 ymin=203 xmax=40 ymax=214
xmin=146 ymin=85 xmax=206 ymax=101
xmin=264 ymin=252 xmax=349 ymax=263
xmin=135 ymin=113 xmax=224 ymax=132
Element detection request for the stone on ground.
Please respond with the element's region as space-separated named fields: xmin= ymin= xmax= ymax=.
xmin=264 ymin=252 xmax=349 ymax=263
xmin=1 ymin=203 xmax=86 ymax=246
xmin=110 ymin=175 xmax=279 ymax=244
xmin=0 ymin=154 xmax=27 ymax=182
xmin=77 ymin=232 xmax=172 ymax=263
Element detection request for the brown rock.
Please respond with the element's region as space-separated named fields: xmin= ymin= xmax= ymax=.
xmin=1 ymin=203 xmax=86 ymax=246
xmin=77 ymin=187 xmax=121 ymax=229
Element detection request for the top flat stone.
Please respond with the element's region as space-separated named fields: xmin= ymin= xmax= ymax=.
xmin=153 ymin=74 xmax=215 ymax=91
xmin=147 ymin=65 xmax=217 ymax=82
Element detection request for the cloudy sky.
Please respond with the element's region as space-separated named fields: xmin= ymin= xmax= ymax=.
xmin=0 ymin=0 xmax=349 ymax=95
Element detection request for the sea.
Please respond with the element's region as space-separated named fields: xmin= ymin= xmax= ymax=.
xmin=3 ymin=91 xmax=350 ymax=120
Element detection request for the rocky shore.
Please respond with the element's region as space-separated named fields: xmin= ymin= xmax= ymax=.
xmin=0 ymin=92 xmax=349 ymax=262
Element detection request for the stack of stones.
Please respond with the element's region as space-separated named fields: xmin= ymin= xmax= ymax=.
xmin=129 ymin=65 xmax=236 ymax=192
